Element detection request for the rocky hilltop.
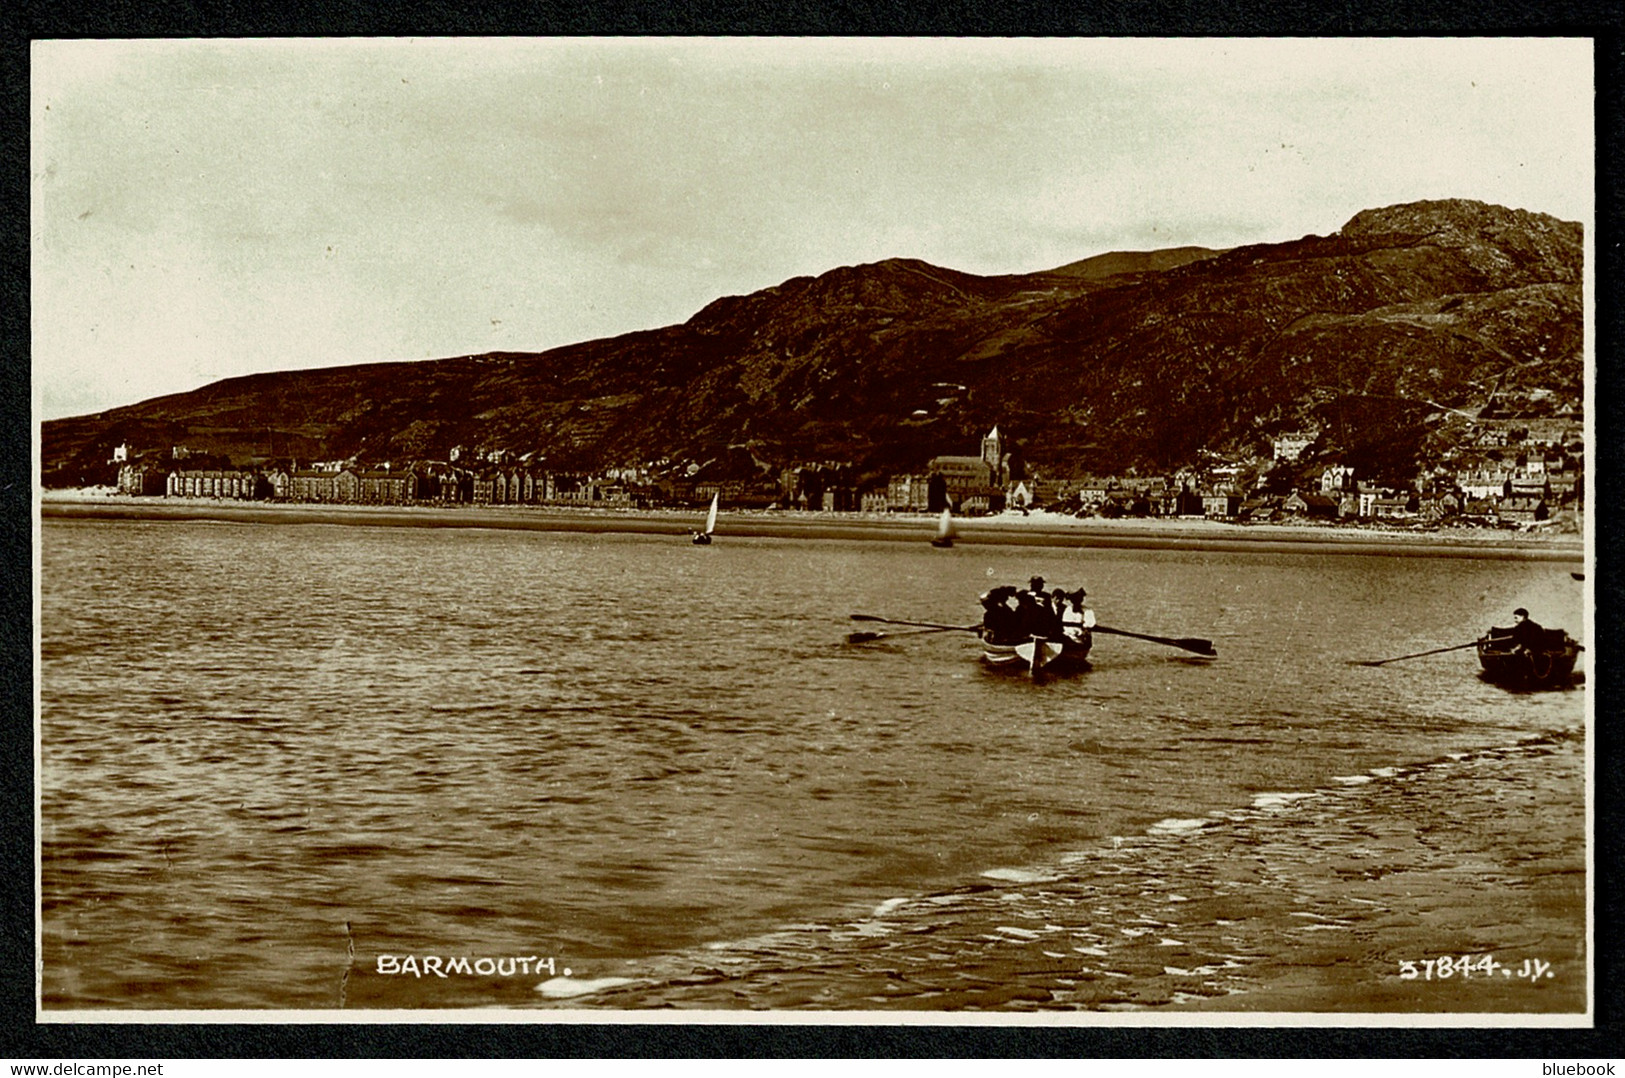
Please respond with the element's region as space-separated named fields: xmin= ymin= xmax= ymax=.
xmin=43 ymin=199 xmax=1582 ymax=487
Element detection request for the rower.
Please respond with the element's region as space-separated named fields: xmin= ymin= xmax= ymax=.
xmin=1510 ymin=607 xmax=1545 ymax=651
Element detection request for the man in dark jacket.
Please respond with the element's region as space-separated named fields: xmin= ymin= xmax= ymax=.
xmin=1510 ymin=608 xmax=1545 ymax=650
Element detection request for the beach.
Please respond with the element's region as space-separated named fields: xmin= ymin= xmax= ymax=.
xmin=39 ymin=490 xmax=1585 ymax=561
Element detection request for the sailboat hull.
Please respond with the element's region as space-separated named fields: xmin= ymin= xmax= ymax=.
xmin=691 ymin=494 xmax=719 ymax=544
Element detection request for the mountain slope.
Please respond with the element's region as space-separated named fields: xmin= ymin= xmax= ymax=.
xmin=43 ymin=199 xmax=1582 ymax=486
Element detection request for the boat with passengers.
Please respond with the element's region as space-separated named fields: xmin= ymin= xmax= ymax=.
xmin=978 ymin=578 xmax=1093 ymax=679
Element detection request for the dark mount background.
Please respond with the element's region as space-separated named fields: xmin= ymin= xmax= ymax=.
xmin=42 ymin=199 xmax=1582 ymax=488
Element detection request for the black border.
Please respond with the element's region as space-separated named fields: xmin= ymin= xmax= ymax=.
xmin=6 ymin=0 xmax=1622 ymax=1060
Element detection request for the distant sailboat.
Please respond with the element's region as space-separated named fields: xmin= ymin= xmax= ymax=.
xmin=930 ymin=507 xmax=955 ymax=548
xmin=691 ymin=493 xmax=719 ymax=545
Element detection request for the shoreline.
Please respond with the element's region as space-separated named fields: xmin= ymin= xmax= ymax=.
xmin=39 ymin=491 xmax=1585 ymax=561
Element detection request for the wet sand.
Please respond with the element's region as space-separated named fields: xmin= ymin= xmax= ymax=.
xmin=550 ymin=726 xmax=1586 ymax=1014
xmin=40 ymin=492 xmax=1584 ymax=561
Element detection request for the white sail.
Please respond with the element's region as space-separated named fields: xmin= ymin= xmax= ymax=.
xmin=704 ymin=493 xmax=719 ymax=535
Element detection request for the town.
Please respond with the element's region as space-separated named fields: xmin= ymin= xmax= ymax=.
xmin=101 ymin=399 xmax=1584 ymax=534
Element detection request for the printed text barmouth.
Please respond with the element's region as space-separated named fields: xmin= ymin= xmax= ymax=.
xmin=375 ymin=955 xmax=560 ymax=978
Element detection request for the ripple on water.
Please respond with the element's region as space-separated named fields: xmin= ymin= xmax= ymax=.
xmin=1147 ymin=818 xmax=1212 ymax=836
xmin=40 ymin=520 xmax=1585 ymax=1009
xmin=560 ymin=730 xmax=1585 ymax=1011
xmin=1249 ymin=792 xmax=1319 ymax=811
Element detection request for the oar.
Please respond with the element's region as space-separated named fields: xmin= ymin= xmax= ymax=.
xmin=1092 ymin=624 xmax=1217 ymax=656
xmin=1350 ymin=640 xmax=1481 ymax=667
xmin=847 ymin=624 xmax=980 ymax=644
xmin=850 ymin=614 xmax=979 ymax=632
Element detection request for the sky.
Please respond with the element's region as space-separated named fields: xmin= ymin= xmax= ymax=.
xmin=31 ymin=37 xmax=1594 ymax=421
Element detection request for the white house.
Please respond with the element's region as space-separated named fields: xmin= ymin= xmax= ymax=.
xmin=1273 ymin=432 xmax=1316 ymax=462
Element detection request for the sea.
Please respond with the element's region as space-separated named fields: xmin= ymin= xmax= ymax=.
xmin=37 ymin=516 xmax=1588 ymax=1013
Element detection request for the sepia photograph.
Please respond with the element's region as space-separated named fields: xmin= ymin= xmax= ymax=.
xmin=31 ymin=37 xmax=1593 ymax=1022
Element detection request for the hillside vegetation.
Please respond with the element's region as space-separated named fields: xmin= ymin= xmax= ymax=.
xmin=43 ymin=199 xmax=1582 ymax=487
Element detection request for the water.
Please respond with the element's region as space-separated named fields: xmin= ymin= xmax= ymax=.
xmin=38 ymin=518 xmax=1586 ymax=1010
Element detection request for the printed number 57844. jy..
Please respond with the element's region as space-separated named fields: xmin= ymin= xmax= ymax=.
xmin=1397 ymin=955 xmax=1554 ymax=981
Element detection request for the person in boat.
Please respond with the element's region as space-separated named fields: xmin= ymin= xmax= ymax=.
xmin=1050 ymin=587 xmax=1078 ymax=637
xmin=1510 ymin=607 xmax=1546 ymax=651
xmin=1040 ymin=596 xmax=1065 ymax=639
xmin=1010 ymin=586 xmax=1062 ymax=640
xmin=1061 ymin=587 xmax=1096 ymax=633
xmin=979 ymin=586 xmax=1024 ymax=645
xmin=1011 ymin=589 xmax=1044 ymax=639
xmin=1025 ymin=576 xmax=1059 ymax=628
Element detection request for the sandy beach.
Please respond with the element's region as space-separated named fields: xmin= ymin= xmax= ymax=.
xmin=40 ymin=490 xmax=1585 ymax=562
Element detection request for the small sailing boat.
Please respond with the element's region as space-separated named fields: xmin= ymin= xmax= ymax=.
xmin=930 ymin=508 xmax=955 ymax=548
xmin=691 ymin=493 xmax=719 ymax=545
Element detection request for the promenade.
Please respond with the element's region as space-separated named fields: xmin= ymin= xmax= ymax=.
xmin=41 ymin=491 xmax=1585 ymax=562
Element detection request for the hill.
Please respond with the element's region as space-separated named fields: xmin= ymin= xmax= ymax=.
xmin=43 ymin=199 xmax=1583 ymax=488
xmin=1043 ymin=245 xmax=1221 ymax=280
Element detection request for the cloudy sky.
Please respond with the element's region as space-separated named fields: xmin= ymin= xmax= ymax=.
xmin=31 ymin=37 xmax=1593 ymax=420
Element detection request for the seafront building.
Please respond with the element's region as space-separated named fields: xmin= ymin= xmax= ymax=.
xmin=102 ymin=408 xmax=1583 ymax=533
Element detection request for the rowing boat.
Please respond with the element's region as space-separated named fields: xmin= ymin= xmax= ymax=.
xmin=1475 ymin=626 xmax=1581 ymax=688
xmin=982 ymin=629 xmax=1092 ymax=679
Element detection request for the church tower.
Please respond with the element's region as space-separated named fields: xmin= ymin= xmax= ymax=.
xmin=981 ymin=426 xmax=1004 ymax=482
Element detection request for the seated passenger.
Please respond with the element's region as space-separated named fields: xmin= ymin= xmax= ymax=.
xmin=1038 ymin=587 xmax=1066 ymax=638
xmin=1014 ymin=591 xmax=1046 ymax=639
xmin=980 ymin=587 xmax=1022 ymax=645
xmin=1061 ymin=587 xmax=1096 ymax=632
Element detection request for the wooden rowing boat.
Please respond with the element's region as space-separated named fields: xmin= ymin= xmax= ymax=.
xmin=982 ymin=629 xmax=1092 ymax=679
xmin=1475 ymin=627 xmax=1581 ymax=688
